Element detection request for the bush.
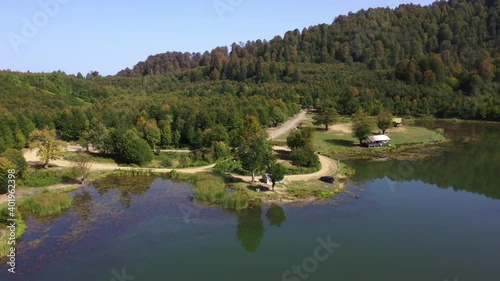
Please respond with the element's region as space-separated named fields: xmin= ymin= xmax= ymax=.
xmin=21 ymin=168 xmax=75 ymax=187
xmin=0 ymin=206 xmax=25 ymax=237
xmin=221 ymin=191 xmax=249 ymax=210
xmin=195 ymin=180 xmax=226 ymax=203
xmin=19 ymin=192 xmax=73 ymax=216
xmin=290 ymin=145 xmax=319 ymax=167
xmin=157 ymin=154 xmax=174 ymax=167
xmin=112 ymin=129 xmax=153 ymax=166
xmin=0 ymin=149 xmax=28 ymax=177
xmin=0 ymin=157 xmax=15 ymax=194
xmin=178 ymin=154 xmax=192 ymax=167
xmin=204 ymin=141 xmax=231 ymax=162
xmin=213 ymin=160 xmax=244 ymax=174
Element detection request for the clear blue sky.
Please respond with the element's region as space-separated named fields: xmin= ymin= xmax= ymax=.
xmin=0 ymin=0 xmax=436 ymax=76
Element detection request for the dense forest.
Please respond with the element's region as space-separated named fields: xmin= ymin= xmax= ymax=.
xmin=119 ymin=0 xmax=500 ymax=119
xmin=1 ymin=0 xmax=499 ymax=159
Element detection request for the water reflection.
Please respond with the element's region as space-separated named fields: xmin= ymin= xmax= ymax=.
xmin=72 ymin=188 xmax=93 ymax=220
xmin=236 ymin=203 xmax=287 ymax=252
xmin=266 ymin=203 xmax=287 ymax=227
xmin=92 ymin=174 xmax=156 ymax=208
xmin=236 ymin=207 xmax=265 ymax=253
xmin=350 ymin=121 xmax=500 ymax=199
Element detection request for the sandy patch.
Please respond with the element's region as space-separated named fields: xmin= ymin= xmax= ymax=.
xmin=328 ymin=123 xmax=353 ymax=134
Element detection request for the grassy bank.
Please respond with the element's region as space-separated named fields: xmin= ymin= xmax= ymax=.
xmin=0 ymin=191 xmax=72 ymax=259
xmin=313 ymin=124 xmax=446 ymax=160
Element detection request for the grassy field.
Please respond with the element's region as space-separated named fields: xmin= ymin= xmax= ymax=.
xmin=314 ymin=125 xmax=445 ymax=156
xmin=292 ymin=112 xmax=446 ymax=159
xmin=64 ymin=151 xmax=117 ymax=164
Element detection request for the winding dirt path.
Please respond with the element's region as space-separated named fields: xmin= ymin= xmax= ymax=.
xmin=1 ymin=110 xmax=339 ymax=206
xmin=23 ymin=149 xmax=215 ymax=173
xmin=268 ymin=110 xmax=307 ymax=140
xmin=228 ymin=146 xmax=337 ymax=183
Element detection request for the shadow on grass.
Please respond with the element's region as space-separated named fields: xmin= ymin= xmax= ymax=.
xmin=274 ymin=149 xmax=291 ymax=161
xmin=325 ymin=139 xmax=355 ymax=147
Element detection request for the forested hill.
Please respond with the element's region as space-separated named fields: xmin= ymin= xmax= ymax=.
xmin=117 ymin=0 xmax=500 ymax=120
xmin=118 ymin=0 xmax=499 ymax=79
xmin=1 ymin=0 xmax=499 ymax=156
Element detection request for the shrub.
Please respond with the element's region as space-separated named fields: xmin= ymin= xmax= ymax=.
xmin=158 ymin=154 xmax=174 ymax=167
xmin=0 ymin=157 xmax=15 ymax=194
xmin=112 ymin=130 xmax=153 ymax=166
xmin=213 ymin=160 xmax=244 ymax=174
xmin=290 ymin=145 xmax=319 ymax=167
xmin=205 ymin=141 xmax=231 ymax=161
xmin=178 ymin=154 xmax=192 ymax=167
xmin=21 ymin=168 xmax=75 ymax=187
xmin=221 ymin=191 xmax=249 ymax=210
xmin=195 ymin=180 xmax=226 ymax=203
xmin=19 ymin=192 xmax=73 ymax=216
xmin=0 ymin=149 xmax=28 ymax=177
xmin=0 ymin=206 xmax=25 ymax=237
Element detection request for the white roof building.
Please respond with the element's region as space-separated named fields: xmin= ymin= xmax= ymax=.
xmin=367 ymin=135 xmax=391 ymax=142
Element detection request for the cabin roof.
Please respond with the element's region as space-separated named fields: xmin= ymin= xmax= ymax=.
xmin=367 ymin=135 xmax=391 ymax=142
xmin=392 ymin=118 xmax=403 ymax=123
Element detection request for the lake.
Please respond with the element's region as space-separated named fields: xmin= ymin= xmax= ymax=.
xmin=2 ymin=121 xmax=500 ymax=281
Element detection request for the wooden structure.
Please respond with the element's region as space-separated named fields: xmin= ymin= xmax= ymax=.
xmin=392 ymin=118 xmax=403 ymax=127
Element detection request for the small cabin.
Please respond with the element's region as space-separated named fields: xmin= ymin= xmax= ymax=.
xmin=392 ymin=118 xmax=403 ymax=127
xmin=365 ymin=135 xmax=391 ymax=148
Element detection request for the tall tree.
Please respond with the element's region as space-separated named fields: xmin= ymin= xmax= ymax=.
xmin=313 ymin=102 xmax=339 ymax=130
xmin=238 ymin=117 xmax=273 ymax=183
xmin=377 ymin=111 xmax=394 ymax=134
xmin=352 ymin=110 xmax=373 ymax=144
xmin=267 ymin=163 xmax=286 ymax=191
xmin=286 ymin=127 xmax=313 ymax=150
xmin=29 ymin=128 xmax=66 ymax=168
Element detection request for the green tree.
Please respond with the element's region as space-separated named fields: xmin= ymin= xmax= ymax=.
xmin=377 ymin=111 xmax=394 ymax=134
xmin=313 ymin=102 xmax=339 ymax=130
xmin=0 ymin=149 xmax=28 ymax=177
xmin=352 ymin=110 xmax=373 ymax=144
xmin=56 ymin=108 xmax=89 ymax=141
xmin=0 ymin=157 xmax=15 ymax=194
xmin=111 ymin=129 xmax=153 ymax=166
xmin=267 ymin=163 xmax=286 ymax=191
xmin=238 ymin=117 xmax=273 ymax=183
xmin=29 ymin=128 xmax=66 ymax=168
xmin=289 ymin=145 xmax=319 ymax=167
xmin=286 ymin=127 xmax=313 ymax=150
xmin=143 ymin=121 xmax=161 ymax=150
xmin=80 ymin=118 xmax=108 ymax=152
xmin=158 ymin=119 xmax=173 ymax=148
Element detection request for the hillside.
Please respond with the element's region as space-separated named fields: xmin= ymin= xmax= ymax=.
xmin=118 ymin=0 xmax=500 ymax=119
xmin=0 ymin=0 xmax=499 ymax=156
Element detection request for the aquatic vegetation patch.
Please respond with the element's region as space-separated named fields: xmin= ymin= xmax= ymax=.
xmin=19 ymin=192 xmax=73 ymax=217
xmin=0 ymin=207 xmax=26 ymax=260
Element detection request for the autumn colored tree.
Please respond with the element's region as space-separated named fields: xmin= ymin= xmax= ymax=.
xmin=29 ymin=128 xmax=66 ymax=168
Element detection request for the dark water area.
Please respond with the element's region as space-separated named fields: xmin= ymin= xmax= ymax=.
xmin=1 ymin=121 xmax=500 ymax=281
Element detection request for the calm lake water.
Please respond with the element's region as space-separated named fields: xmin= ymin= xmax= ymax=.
xmin=2 ymin=121 xmax=500 ymax=281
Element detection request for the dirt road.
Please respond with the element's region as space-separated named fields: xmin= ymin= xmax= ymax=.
xmin=268 ymin=110 xmax=307 ymax=140
xmin=229 ymin=146 xmax=337 ymax=183
xmin=23 ymin=149 xmax=215 ymax=173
